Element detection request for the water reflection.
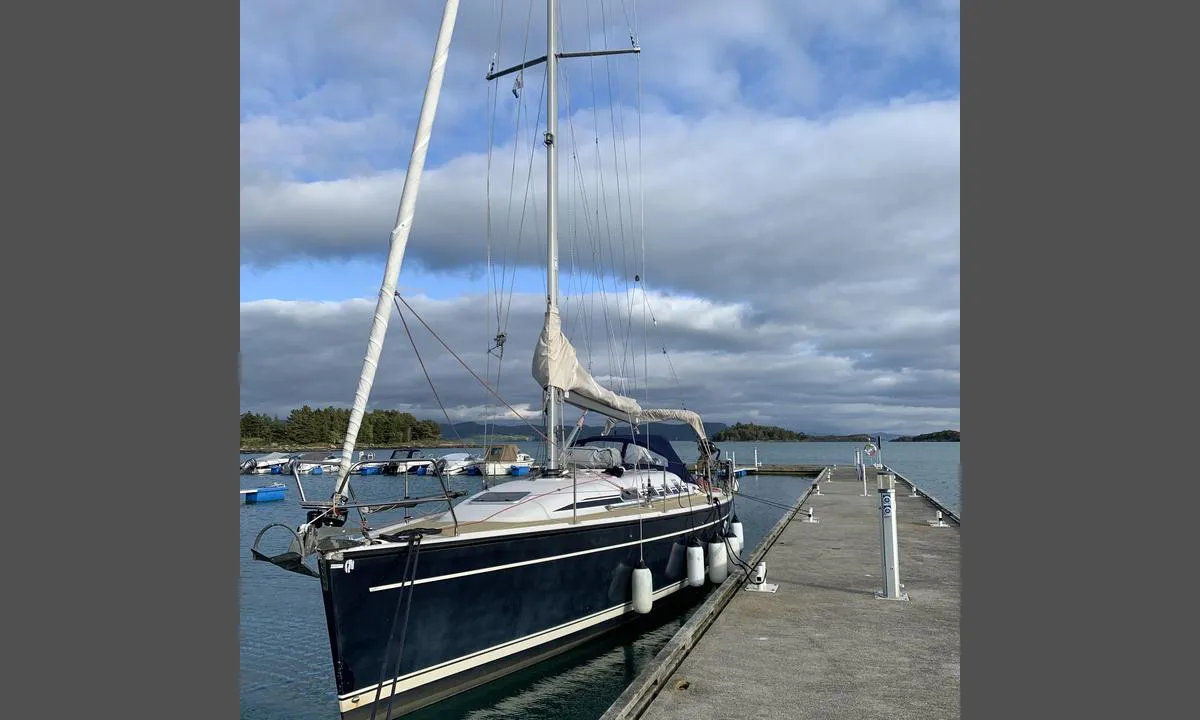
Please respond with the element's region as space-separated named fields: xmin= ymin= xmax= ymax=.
xmin=403 ymin=591 xmax=706 ymax=720
xmin=240 ymin=441 xmax=959 ymax=719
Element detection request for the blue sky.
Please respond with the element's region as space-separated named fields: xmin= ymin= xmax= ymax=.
xmin=240 ymin=0 xmax=960 ymax=435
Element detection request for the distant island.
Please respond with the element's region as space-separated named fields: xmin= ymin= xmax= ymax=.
xmin=890 ymin=430 xmax=960 ymax=442
xmin=710 ymin=423 xmax=959 ymax=443
xmin=240 ymin=411 xmax=732 ymax=451
xmin=241 ymin=408 xmax=956 ymax=452
xmin=435 ymin=420 xmax=731 ymax=443
xmin=711 ymin=422 xmax=872 ymax=443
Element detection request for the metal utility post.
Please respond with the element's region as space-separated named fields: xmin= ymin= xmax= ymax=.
xmin=875 ymin=471 xmax=908 ymax=601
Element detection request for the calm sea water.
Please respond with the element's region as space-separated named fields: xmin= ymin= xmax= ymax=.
xmin=239 ymin=441 xmax=959 ymax=719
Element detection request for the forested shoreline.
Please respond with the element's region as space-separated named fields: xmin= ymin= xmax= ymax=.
xmin=712 ymin=422 xmax=872 ymax=443
xmin=240 ymin=407 xmax=441 ymax=450
xmin=240 ymin=411 xmax=959 ymax=451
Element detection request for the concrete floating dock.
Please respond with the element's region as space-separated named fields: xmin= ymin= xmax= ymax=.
xmin=688 ymin=463 xmax=827 ymax=476
xmin=602 ymin=465 xmax=960 ymax=720
xmin=744 ymin=463 xmax=827 ymax=476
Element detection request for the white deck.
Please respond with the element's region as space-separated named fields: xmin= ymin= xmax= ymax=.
xmin=345 ymin=467 xmax=727 ymax=556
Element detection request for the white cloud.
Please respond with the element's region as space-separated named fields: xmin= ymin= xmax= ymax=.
xmin=240 ymin=0 xmax=959 ymax=180
xmin=241 ymin=98 xmax=959 ymax=336
xmin=240 ymin=291 xmax=959 ymax=434
xmin=239 ymin=0 xmax=960 ymax=436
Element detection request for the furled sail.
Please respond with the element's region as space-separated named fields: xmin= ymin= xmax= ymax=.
xmin=602 ymin=409 xmax=708 ymax=442
xmin=632 ymin=407 xmax=708 ymax=442
xmin=532 ymin=307 xmax=642 ymax=421
xmin=329 ymin=0 xmax=461 ymax=501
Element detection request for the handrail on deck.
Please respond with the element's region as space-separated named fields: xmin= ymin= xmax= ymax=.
xmin=288 ymin=458 xmax=464 ymax=537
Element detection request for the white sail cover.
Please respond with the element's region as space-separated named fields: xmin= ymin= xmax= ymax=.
xmin=633 ymin=407 xmax=708 ymax=442
xmin=603 ymin=409 xmax=707 ymax=442
xmin=533 ymin=307 xmax=642 ymax=420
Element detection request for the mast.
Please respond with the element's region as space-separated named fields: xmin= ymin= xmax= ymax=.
xmin=490 ymin=2 xmax=639 ymax=472
xmin=332 ymin=0 xmax=462 ymax=502
xmin=544 ymin=0 xmax=561 ymax=472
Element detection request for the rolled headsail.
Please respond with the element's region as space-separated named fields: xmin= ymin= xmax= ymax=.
xmin=330 ymin=0 xmax=462 ymax=502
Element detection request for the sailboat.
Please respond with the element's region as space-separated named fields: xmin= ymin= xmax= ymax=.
xmin=474 ymin=443 xmax=536 ymax=476
xmin=249 ymin=2 xmax=738 ymax=718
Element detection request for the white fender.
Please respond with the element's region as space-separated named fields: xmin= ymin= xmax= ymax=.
xmin=686 ymin=539 xmax=705 ymax=587
xmin=632 ymin=561 xmax=653 ymax=614
xmin=707 ymin=538 xmax=728 ymax=584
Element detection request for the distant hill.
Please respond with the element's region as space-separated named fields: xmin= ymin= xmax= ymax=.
xmin=438 ymin=420 xmax=729 ymax=443
xmin=712 ymin=422 xmax=873 ymax=443
xmin=240 ymin=410 xmax=947 ymax=451
xmin=891 ymin=430 xmax=960 ymax=442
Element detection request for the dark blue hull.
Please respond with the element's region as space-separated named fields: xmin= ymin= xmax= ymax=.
xmin=321 ymin=497 xmax=733 ymax=719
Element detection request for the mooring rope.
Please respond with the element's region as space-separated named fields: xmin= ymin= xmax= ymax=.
xmin=369 ymin=533 xmax=424 ymax=720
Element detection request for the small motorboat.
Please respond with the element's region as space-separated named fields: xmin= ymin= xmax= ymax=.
xmin=239 ymin=452 xmax=294 ymax=475
xmin=293 ymin=451 xmax=341 ymax=475
xmin=240 ymin=482 xmax=288 ymax=504
xmin=380 ymin=447 xmax=436 ymax=476
xmin=431 ymin=451 xmax=481 ymax=475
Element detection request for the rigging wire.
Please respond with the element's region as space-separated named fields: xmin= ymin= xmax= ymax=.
xmin=557 ymin=13 xmax=600 ymax=384
xmin=581 ymin=0 xmax=623 ymax=387
xmin=395 ymin=300 xmax=466 ymax=448
xmin=553 ymin=0 xmax=664 ymax=434
xmin=642 ymin=292 xmax=686 ymax=408
xmin=634 ymin=2 xmax=648 ymax=406
xmin=483 ymin=0 xmax=507 ymax=449
xmin=478 ymin=1 xmax=670 ymax=443
xmin=395 ymin=293 xmax=549 ymax=442
xmin=486 ymin=0 xmax=529 ymax=449
xmin=485 ymin=0 xmax=549 ymax=451
xmin=502 ymin=61 xmax=547 ymax=332
xmin=600 ymin=0 xmax=643 ymax=402
xmin=560 ymin=3 xmax=607 ymax=428
xmin=600 ymin=0 xmax=639 ymax=399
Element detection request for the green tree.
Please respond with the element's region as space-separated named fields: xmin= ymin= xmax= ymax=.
xmin=287 ymin=405 xmax=322 ymax=444
xmin=712 ymin=422 xmax=806 ymax=442
xmin=358 ymin=414 xmax=375 ymax=445
xmin=414 ymin=419 xmax=440 ymax=442
xmin=240 ymin=412 xmax=266 ymax=442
